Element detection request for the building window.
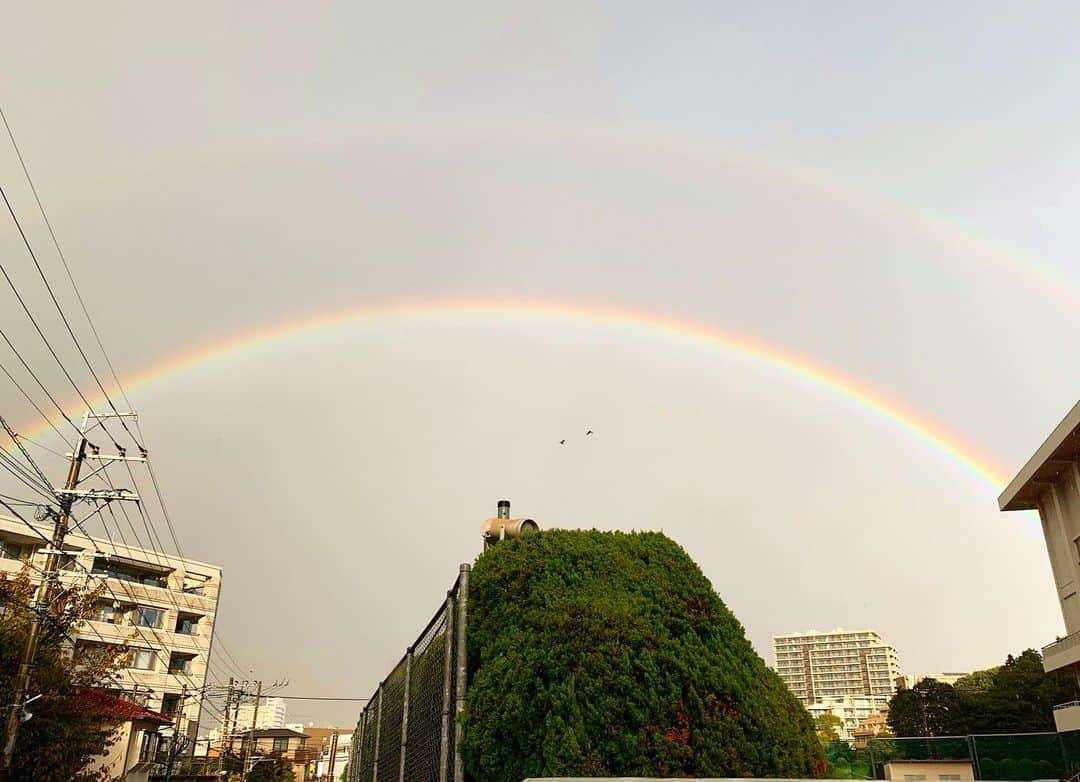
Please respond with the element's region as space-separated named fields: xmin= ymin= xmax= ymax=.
xmin=93 ymin=600 xmax=125 ymax=624
xmin=939 ymin=776 xmax=961 ymax=781
xmin=130 ymin=649 xmax=156 ymax=670
xmin=168 ymin=652 xmax=194 ymax=675
xmin=133 ymin=606 xmax=165 ymax=629
xmin=161 ymin=693 xmax=182 ymax=717
xmin=904 ymin=776 xmax=926 ymax=781
xmin=92 ymin=558 xmax=169 ymax=588
xmin=174 ymin=614 xmax=201 ymax=635
xmin=272 ymin=737 xmax=289 ymax=753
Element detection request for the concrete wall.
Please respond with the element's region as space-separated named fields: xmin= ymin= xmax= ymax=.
xmin=884 ymin=760 xmax=974 ymax=781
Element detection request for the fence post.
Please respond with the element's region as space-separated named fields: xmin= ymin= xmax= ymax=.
xmin=438 ymin=593 xmax=455 ymax=782
xmin=371 ymin=684 xmax=384 ymax=782
xmin=453 ymin=563 xmax=470 ymax=782
xmin=967 ymin=735 xmax=981 ymax=781
xmin=398 ymin=649 xmax=413 ymax=782
xmin=351 ymin=710 xmax=365 ymax=782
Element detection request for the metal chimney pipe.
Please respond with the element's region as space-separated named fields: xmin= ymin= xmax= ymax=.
xmin=497 ymin=500 xmax=510 ymax=520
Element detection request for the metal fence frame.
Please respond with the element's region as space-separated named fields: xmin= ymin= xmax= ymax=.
xmin=865 ymin=732 xmax=1080 ymax=781
xmin=348 ymin=564 xmax=470 ymax=782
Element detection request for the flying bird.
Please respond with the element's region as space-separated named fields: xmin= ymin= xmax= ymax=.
xmin=559 ymin=439 xmax=566 ymax=445
xmin=586 ymin=430 xmax=594 ymax=436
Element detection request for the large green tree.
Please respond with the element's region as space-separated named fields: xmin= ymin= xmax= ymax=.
xmin=0 ymin=570 xmax=127 ymax=781
xmin=962 ymin=651 xmax=1075 ymax=734
xmin=461 ymin=530 xmax=825 ymax=781
xmin=887 ymin=679 xmax=969 ymax=737
xmin=815 ymin=714 xmax=843 ymax=743
xmin=888 ymin=651 xmax=1077 ymax=738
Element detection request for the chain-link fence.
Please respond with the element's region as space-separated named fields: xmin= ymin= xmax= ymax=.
xmin=865 ymin=733 xmax=1080 ymax=780
xmin=349 ymin=564 xmax=469 ymax=782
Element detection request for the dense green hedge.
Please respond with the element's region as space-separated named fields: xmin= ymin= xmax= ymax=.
xmin=461 ymin=530 xmax=824 ymax=781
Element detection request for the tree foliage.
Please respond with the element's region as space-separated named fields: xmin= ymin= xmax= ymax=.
xmin=0 ymin=570 xmax=127 ymax=781
xmin=887 ymin=679 xmax=969 ymax=737
xmin=815 ymin=714 xmax=843 ymax=743
xmin=887 ymin=651 xmax=1077 ymax=738
xmin=245 ymin=758 xmax=296 ymax=782
xmin=461 ymin=530 xmax=825 ymax=781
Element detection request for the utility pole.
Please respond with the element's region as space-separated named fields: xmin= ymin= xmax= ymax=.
xmin=163 ymin=685 xmax=188 ymax=782
xmin=219 ymin=677 xmax=235 ymax=775
xmin=0 ymin=411 xmax=142 ymax=779
xmin=240 ymin=680 xmax=263 ymax=781
xmin=327 ymin=730 xmax=339 ymax=782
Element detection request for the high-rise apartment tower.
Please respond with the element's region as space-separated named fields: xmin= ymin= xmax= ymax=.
xmin=772 ymin=628 xmax=901 ymax=704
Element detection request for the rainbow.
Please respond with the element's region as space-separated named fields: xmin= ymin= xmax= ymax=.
xmin=17 ymin=299 xmax=1009 ymax=490
xmin=320 ymin=117 xmax=1080 ymax=316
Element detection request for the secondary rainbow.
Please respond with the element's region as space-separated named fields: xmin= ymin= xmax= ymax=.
xmin=19 ymin=298 xmax=1009 ymax=489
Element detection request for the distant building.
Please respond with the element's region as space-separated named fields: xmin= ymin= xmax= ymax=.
xmin=314 ymin=733 xmax=352 ymax=781
xmin=772 ymin=628 xmax=901 ymax=704
xmin=233 ymin=728 xmax=310 ymax=780
xmin=999 ymin=399 xmax=1080 ymax=733
xmin=852 ymin=707 xmax=891 ymax=749
xmin=234 ymin=696 xmax=288 ymax=730
xmin=896 ymin=672 xmax=969 ymax=690
xmin=807 ymin=696 xmax=891 ymax=742
xmin=884 ymin=759 xmax=974 ymax=781
xmin=0 ymin=515 xmax=221 ymax=735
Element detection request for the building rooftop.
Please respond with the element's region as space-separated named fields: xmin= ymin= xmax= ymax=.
xmin=773 ymin=628 xmax=883 ymax=639
xmin=236 ymin=727 xmax=309 ymax=740
xmin=999 ymin=400 xmax=1080 ymax=512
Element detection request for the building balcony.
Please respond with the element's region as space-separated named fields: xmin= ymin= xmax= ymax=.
xmin=1054 ymin=701 xmax=1080 ymax=733
xmin=1043 ymin=632 xmax=1080 ymax=673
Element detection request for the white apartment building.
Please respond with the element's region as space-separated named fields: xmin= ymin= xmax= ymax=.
xmin=896 ymin=672 xmax=969 ymax=690
xmin=234 ymin=696 xmax=288 ymax=730
xmin=0 ymin=515 xmax=221 ymax=736
xmin=772 ymin=628 xmax=901 ymax=704
xmin=807 ymin=695 xmax=891 ymax=742
xmin=999 ymin=399 xmax=1080 ymax=733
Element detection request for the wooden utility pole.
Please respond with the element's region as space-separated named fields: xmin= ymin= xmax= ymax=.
xmin=327 ymin=730 xmax=339 ymax=782
xmin=163 ymin=685 xmax=188 ymax=782
xmin=219 ymin=677 xmax=235 ymax=774
xmin=240 ymin=680 xmax=263 ymax=781
xmin=0 ymin=411 xmax=142 ymax=779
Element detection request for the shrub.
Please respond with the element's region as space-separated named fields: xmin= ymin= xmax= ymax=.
xmin=461 ymin=529 xmax=824 ymax=781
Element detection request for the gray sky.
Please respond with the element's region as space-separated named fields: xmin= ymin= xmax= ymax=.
xmin=1 ymin=2 xmax=1079 ymax=726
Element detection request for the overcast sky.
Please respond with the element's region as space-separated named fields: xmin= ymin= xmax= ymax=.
xmin=1 ymin=3 xmax=1079 ymax=727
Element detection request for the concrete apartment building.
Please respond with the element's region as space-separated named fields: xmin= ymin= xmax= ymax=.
xmin=0 ymin=514 xmax=221 ymax=735
xmin=999 ymin=399 xmax=1080 ymax=733
xmin=234 ymin=696 xmax=288 ymax=730
xmin=772 ymin=628 xmax=901 ymax=703
xmin=807 ymin=695 xmax=892 ymax=742
xmin=896 ymin=672 xmax=970 ymax=690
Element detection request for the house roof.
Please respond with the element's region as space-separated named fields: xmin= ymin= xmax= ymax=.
xmin=78 ymin=688 xmax=174 ymax=726
xmin=236 ymin=727 xmax=309 ymax=739
xmin=885 ymin=759 xmax=973 ymax=765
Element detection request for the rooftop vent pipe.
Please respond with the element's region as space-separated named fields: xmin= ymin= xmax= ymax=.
xmin=481 ymin=500 xmax=540 ymax=549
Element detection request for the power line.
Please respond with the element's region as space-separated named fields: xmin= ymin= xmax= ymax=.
xmin=0 ymin=184 xmax=122 ymax=451
xmin=0 ymin=326 xmax=84 ymax=444
xmin=0 ymin=413 xmax=54 ymax=494
xmin=0 ymin=104 xmax=135 ymax=416
xmin=0 ymin=360 xmax=74 ymax=450
xmin=13 ymin=431 xmax=68 ymax=459
xmin=263 ymin=696 xmax=372 ymax=702
xmin=0 ymin=106 xmax=140 ymax=451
